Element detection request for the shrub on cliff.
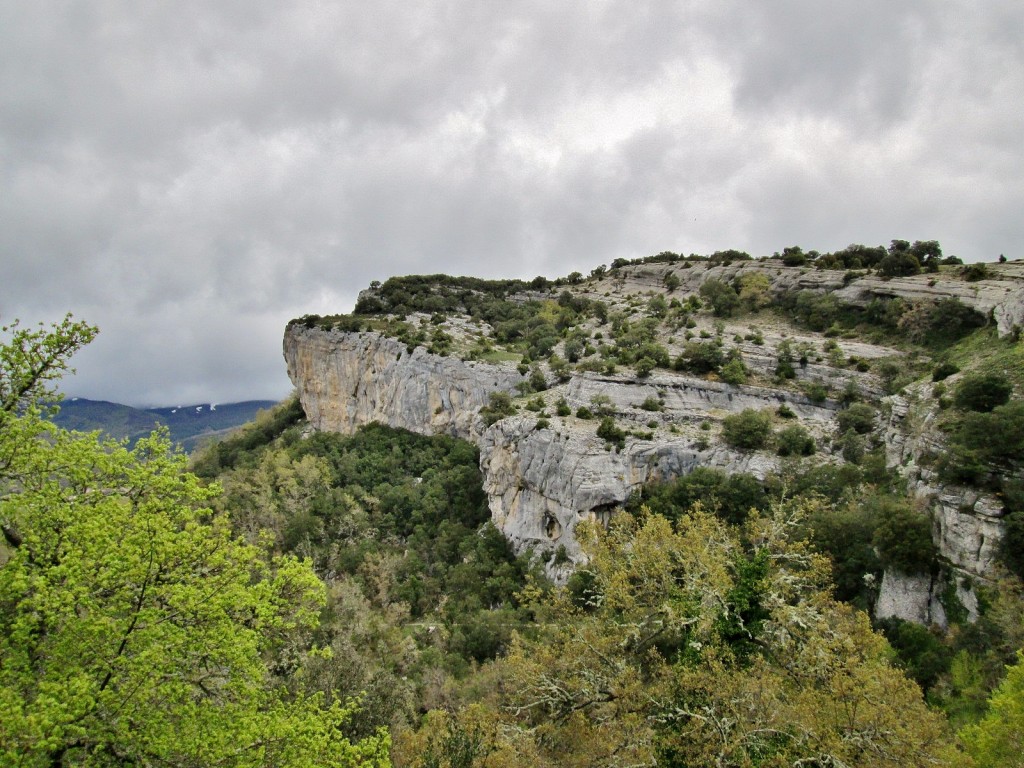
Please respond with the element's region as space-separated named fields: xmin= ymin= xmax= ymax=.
xmin=596 ymin=416 xmax=626 ymax=449
xmin=954 ymin=372 xmax=1013 ymax=412
xmin=871 ymin=497 xmax=936 ymax=575
xmin=776 ymin=424 xmax=816 ymax=456
xmin=480 ymin=392 xmax=516 ymax=426
xmin=699 ymin=278 xmax=740 ymax=317
xmin=722 ymin=409 xmax=773 ymax=451
xmin=836 ymin=403 xmax=877 ymax=435
xmin=938 ymin=401 xmax=1024 ymax=484
xmin=674 ymin=340 xmax=724 ymax=375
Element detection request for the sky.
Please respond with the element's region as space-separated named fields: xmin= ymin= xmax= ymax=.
xmin=2 ymin=1 xmax=1022 ymax=407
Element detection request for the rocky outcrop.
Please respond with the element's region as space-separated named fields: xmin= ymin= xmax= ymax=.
xmin=284 ymin=324 xmax=524 ymax=438
xmin=869 ymin=381 xmax=1007 ymax=626
xmin=597 ymin=260 xmax=1024 ymax=337
xmin=286 ymin=260 xmax=1024 ymax=608
xmin=874 ymin=569 xmax=980 ymax=628
xmin=285 ymin=323 xmax=837 ymax=575
xmin=883 ymin=385 xmax=1006 ymax=574
xmin=479 ymin=414 xmax=781 ymax=572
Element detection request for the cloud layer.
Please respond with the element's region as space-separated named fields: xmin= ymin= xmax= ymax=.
xmin=2 ymin=1 xmax=1021 ymax=405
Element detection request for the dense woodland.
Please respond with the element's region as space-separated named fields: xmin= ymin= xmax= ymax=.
xmin=3 ymin=244 xmax=1024 ymax=766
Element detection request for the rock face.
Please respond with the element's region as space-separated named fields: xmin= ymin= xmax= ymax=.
xmin=599 ymin=260 xmax=1024 ymax=338
xmin=284 ymin=325 xmax=524 ymax=437
xmin=285 ymin=322 xmax=838 ymax=578
xmin=285 ymin=259 xmax=1024 ymax=610
xmin=873 ymin=569 xmax=980 ymax=628
xmin=872 ymin=382 xmax=1005 ymax=627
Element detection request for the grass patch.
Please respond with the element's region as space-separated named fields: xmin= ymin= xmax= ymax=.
xmin=478 ymin=349 xmax=523 ymax=363
xmin=945 ymin=328 xmax=1024 ymax=392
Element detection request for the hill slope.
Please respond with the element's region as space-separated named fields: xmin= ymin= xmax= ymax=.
xmin=285 ymin=252 xmax=1024 ymax=627
xmin=51 ymin=398 xmax=278 ymax=452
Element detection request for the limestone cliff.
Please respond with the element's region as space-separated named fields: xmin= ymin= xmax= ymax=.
xmin=284 ymin=325 xmax=524 ymax=437
xmin=285 ymin=319 xmax=844 ymax=577
xmin=602 ymin=259 xmax=1024 ymax=338
xmin=285 ymin=257 xmax=1024 ymax=614
xmin=478 ymin=374 xmax=836 ymax=571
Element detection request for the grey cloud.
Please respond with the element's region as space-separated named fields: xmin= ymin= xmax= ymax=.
xmin=2 ymin=1 xmax=1022 ymax=405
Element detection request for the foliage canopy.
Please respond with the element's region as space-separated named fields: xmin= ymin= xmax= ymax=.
xmin=0 ymin=318 xmax=390 ymax=766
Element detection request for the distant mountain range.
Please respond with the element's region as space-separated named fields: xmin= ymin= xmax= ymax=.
xmin=49 ymin=398 xmax=280 ymax=453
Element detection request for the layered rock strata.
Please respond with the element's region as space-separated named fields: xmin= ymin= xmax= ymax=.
xmin=286 ymin=260 xmax=1024 ymax=613
xmin=286 ymin=323 xmax=838 ymax=574
xmin=283 ymin=325 xmax=524 ymax=437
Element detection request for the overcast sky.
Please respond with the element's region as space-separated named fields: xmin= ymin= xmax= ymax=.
xmin=2 ymin=2 xmax=1021 ymax=406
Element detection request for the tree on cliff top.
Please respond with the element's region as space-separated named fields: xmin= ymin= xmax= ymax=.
xmin=0 ymin=317 xmax=389 ymax=766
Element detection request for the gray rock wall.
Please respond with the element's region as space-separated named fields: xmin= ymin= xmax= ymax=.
xmin=285 ymin=259 xmax=1024 ymax=604
xmin=283 ymin=325 xmax=523 ymax=438
xmin=285 ymin=325 xmax=834 ymax=577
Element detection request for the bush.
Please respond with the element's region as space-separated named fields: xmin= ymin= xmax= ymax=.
xmin=777 ymin=404 xmax=796 ymax=419
xmin=775 ymin=359 xmax=796 ymax=380
xmin=563 ymin=337 xmax=585 ymax=362
xmin=781 ymin=246 xmax=807 ymax=267
xmin=722 ymin=409 xmax=773 ymax=450
xmin=720 ymin=355 xmax=747 ymax=385
xmin=639 ymin=396 xmax=663 ymax=412
xmin=776 ymin=424 xmax=816 ymax=457
xmin=878 ymin=252 xmax=921 ymax=277
xmin=631 ymin=467 xmax=768 ymax=526
xmin=803 ymin=382 xmax=829 ymax=403
xmin=699 ymin=279 xmax=740 ymax=317
xmin=839 ymin=429 xmax=866 ymax=464
xmin=596 ymin=417 xmax=626 ymax=449
xmin=805 ymin=499 xmax=881 ymax=608
xmin=634 ymin=356 xmax=656 ymax=378
xmin=961 ymin=263 xmax=989 ymax=282
xmin=525 ymin=396 xmax=545 ymax=412
xmin=480 ymin=392 xmax=516 ymax=426
xmin=954 ymin=372 xmax=1012 ymax=413
xmin=932 ymin=362 xmax=960 ymax=382
xmin=1000 ymin=511 xmax=1024 ymax=579
xmin=836 ymin=403 xmax=877 ymax=435
xmin=789 ymin=291 xmax=841 ymax=332
xmin=872 ymin=498 xmax=936 ymax=575
xmin=877 ymin=618 xmax=952 ymax=694
xmin=939 ymin=401 xmax=1024 ymax=485
xmin=675 ymin=341 xmax=725 ymax=375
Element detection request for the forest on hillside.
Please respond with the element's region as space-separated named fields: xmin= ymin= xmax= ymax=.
xmin=3 ymin=244 xmax=1024 ymax=766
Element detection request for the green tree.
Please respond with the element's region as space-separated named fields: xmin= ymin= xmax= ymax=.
xmin=401 ymin=503 xmax=959 ymax=767
xmin=737 ymin=271 xmax=771 ymax=311
xmin=961 ymin=651 xmax=1024 ymax=767
xmin=954 ymin=372 xmax=1013 ymax=413
xmin=872 ymin=497 xmax=936 ymax=575
xmin=776 ymin=423 xmax=815 ymax=456
xmin=0 ymin=319 xmax=389 ymax=766
xmin=674 ymin=340 xmax=724 ymax=375
xmin=780 ymin=245 xmax=807 ymax=266
xmin=699 ymin=278 xmax=740 ymax=317
xmin=479 ymin=391 xmax=516 ymax=426
xmin=0 ymin=314 xmax=97 ymax=413
xmin=837 ymin=402 xmax=877 ymax=434
xmin=720 ymin=354 xmax=747 ymax=385
xmin=721 ymin=408 xmax=773 ymax=450
xmin=596 ymin=416 xmax=626 ymax=449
